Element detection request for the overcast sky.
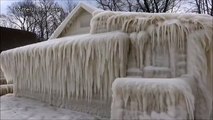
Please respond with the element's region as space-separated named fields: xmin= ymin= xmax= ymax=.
xmin=1 ymin=0 xmax=16 ymax=14
xmin=0 ymin=0 xmax=97 ymax=14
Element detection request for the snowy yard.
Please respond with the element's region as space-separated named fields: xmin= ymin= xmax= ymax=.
xmin=0 ymin=94 xmax=101 ymax=120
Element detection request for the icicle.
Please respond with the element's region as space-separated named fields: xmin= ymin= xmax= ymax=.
xmin=187 ymin=29 xmax=213 ymax=119
xmin=129 ymin=31 xmax=150 ymax=70
xmin=111 ymin=77 xmax=195 ymax=119
xmin=0 ymin=31 xmax=129 ymax=114
xmin=1 ymin=10 xmax=212 ymax=119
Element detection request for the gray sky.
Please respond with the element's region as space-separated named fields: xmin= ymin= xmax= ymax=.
xmin=0 ymin=0 xmax=97 ymax=14
xmin=1 ymin=0 xmax=16 ymax=14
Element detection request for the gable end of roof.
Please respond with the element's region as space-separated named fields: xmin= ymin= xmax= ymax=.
xmin=49 ymin=2 xmax=101 ymax=39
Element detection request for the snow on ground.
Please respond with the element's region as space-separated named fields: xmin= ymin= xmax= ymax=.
xmin=0 ymin=94 xmax=100 ymax=120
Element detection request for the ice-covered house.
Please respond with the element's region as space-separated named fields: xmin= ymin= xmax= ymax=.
xmin=49 ymin=3 xmax=101 ymax=39
xmin=0 ymin=3 xmax=212 ymax=120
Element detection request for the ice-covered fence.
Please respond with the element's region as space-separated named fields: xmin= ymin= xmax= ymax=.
xmin=0 ymin=32 xmax=129 ymax=117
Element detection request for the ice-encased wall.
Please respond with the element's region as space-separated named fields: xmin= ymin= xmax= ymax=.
xmin=90 ymin=11 xmax=213 ymax=119
xmin=0 ymin=32 xmax=129 ymax=117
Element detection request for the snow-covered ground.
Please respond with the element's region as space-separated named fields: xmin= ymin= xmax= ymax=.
xmin=0 ymin=94 xmax=100 ymax=120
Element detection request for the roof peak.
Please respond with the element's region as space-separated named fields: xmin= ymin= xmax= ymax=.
xmin=49 ymin=2 xmax=102 ymax=39
xmin=77 ymin=2 xmax=100 ymax=14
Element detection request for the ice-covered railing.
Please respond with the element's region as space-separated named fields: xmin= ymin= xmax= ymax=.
xmin=91 ymin=11 xmax=212 ymax=34
xmin=90 ymin=11 xmax=212 ymax=78
xmin=0 ymin=32 xmax=129 ymax=117
xmin=90 ymin=11 xmax=212 ymax=80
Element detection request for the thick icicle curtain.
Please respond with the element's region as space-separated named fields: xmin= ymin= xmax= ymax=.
xmin=90 ymin=11 xmax=211 ymax=34
xmin=90 ymin=11 xmax=212 ymax=77
xmin=187 ymin=30 xmax=213 ymax=119
xmin=111 ymin=77 xmax=195 ymax=119
xmin=0 ymin=32 xmax=129 ymax=117
xmin=90 ymin=12 xmax=212 ymax=85
xmin=90 ymin=11 xmax=213 ymax=119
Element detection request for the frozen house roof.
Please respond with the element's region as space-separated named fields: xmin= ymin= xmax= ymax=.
xmin=49 ymin=2 xmax=101 ymax=39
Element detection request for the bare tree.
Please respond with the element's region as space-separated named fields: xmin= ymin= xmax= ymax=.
xmin=0 ymin=14 xmax=19 ymax=29
xmin=189 ymin=0 xmax=213 ymax=16
xmin=7 ymin=0 xmax=37 ymax=31
xmin=96 ymin=0 xmax=182 ymax=12
xmin=6 ymin=0 xmax=67 ymax=40
xmin=64 ymin=0 xmax=77 ymax=13
xmin=35 ymin=0 xmax=62 ymax=40
xmin=96 ymin=0 xmax=127 ymax=11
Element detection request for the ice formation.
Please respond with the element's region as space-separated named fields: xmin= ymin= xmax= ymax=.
xmin=111 ymin=77 xmax=195 ymax=119
xmin=0 ymin=10 xmax=212 ymax=119
xmin=0 ymin=84 xmax=13 ymax=96
xmin=187 ymin=30 xmax=213 ymax=119
xmin=91 ymin=11 xmax=213 ymax=119
xmin=0 ymin=32 xmax=129 ymax=117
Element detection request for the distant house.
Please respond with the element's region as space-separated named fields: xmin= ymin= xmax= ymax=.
xmin=49 ymin=3 xmax=101 ymax=39
xmin=0 ymin=27 xmax=39 ymax=85
xmin=0 ymin=27 xmax=39 ymax=52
